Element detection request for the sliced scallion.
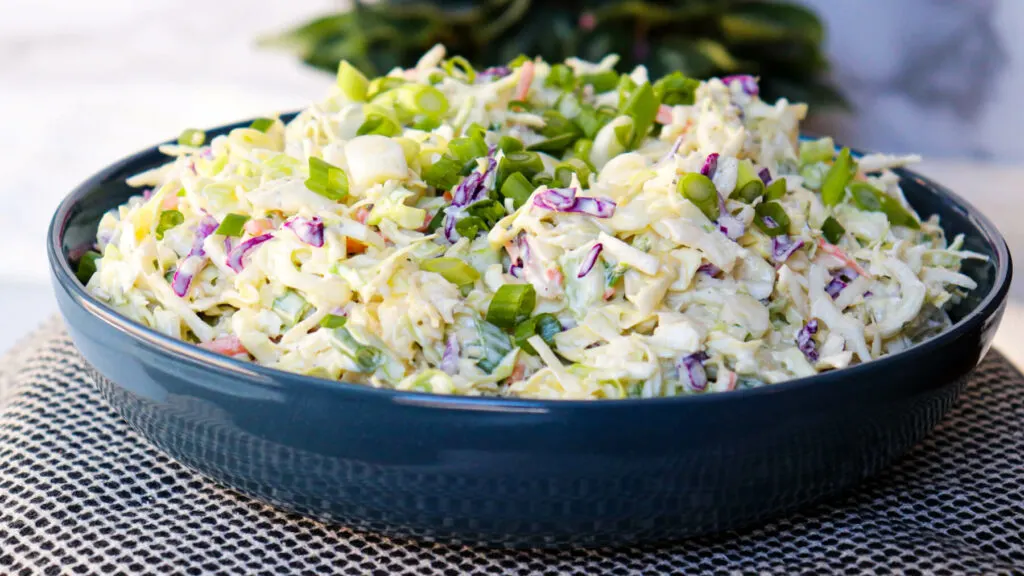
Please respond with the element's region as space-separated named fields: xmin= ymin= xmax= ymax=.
xmin=155 ymin=209 xmax=184 ymax=240
xmin=305 ymin=157 xmax=349 ymax=200
xmin=249 ymin=118 xmax=275 ymax=133
xmin=337 ymin=60 xmax=369 ymax=101
xmin=420 ymin=257 xmax=480 ymax=286
xmin=357 ymin=114 xmax=401 ymax=137
xmin=821 ymin=147 xmax=856 ymax=206
xmin=214 ymin=213 xmax=250 ymax=237
xmin=526 ymin=133 xmax=576 ymax=154
xmin=423 ymin=155 xmax=462 ymax=190
xmin=765 ymin=177 xmax=787 ymax=200
xmin=448 ymin=136 xmax=488 ymax=164
xmin=497 ymin=135 xmax=523 ymax=153
xmin=653 ymin=72 xmax=700 ymax=105
xmin=677 ymin=173 xmax=720 ymax=221
xmin=733 ymin=160 xmax=765 ymax=203
xmin=486 ymin=284 xmax=537 ymax=329
xmin=822 ymin=216 xmax=846 ymax=244
xmin=579 ymin=70 xmax=619 ymax=92
xmin=500 ymin=171 xmax=534 ymax=209
xmin=319 ymin=314 xmax=348 ymax=329
xmin=545 ymin=63 xmax=575 ymax=90
xmin=754 ymin=201 xmax=791 ymax=237
xmin=397 ymin=84 xmax=449 ymax=118
xmin=555 ymin=157 xmax=593 ymax=188
xmin=76 ymin=251 xmax=101 ymax=285
xmin=620 ymin=82 xmax=658 ymax=149
xmin=177 ymin=128 xmax=205 ymax=147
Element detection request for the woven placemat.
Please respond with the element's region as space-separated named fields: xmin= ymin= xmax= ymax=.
xmin=0 ymin=319 xmax=1021 ymax=575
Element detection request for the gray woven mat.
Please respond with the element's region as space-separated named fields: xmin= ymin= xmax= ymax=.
xmin=0 ymin=320 xmax=1022 ymax=575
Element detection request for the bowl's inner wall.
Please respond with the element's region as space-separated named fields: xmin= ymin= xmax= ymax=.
xmin=60 ymin=127 xmax=1001 ymax=327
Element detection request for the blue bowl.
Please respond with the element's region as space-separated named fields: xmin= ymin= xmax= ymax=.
xmin=48 ymin=117 xmax=1011 ymax=547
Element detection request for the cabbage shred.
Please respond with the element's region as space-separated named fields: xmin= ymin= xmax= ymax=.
xmin=86 ymin=45 xmax=983 ymax=399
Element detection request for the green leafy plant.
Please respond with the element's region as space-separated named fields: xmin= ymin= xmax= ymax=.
xmin=263 ymin=0 xmax=844 ymax=109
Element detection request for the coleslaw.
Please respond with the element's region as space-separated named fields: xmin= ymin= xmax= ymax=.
xmin=81 ymin=46 xmax=985 ymax=399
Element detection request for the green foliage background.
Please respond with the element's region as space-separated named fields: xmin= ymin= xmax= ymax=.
xmin=264 ymin=0 xmax=843 ymax=109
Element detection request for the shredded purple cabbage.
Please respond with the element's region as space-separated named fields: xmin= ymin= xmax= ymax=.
xmin=758 ymin=167 xmax=772 ymax=185
xmin=444 ymin=153 xmax=498 ymax=242
xmin=170 ymin=213 xmax=220 ymax=297
xmin=533 ymin=188 xmax=616 ymax=218
xmin=796 ymin=320 xmax=819 ymax=362
xmin=226 ymin=233 xmax=273 ymax=273
xmin=284 ymin=216 xmax=324 ymax=248
xmin=223 ymin=236 xmax=233 ymax=253
xmin=722 ymin=75 xmax=759 ymax=96
xmin=701 ymin=153 xmax=719 ymax=178
xmin=441 ymin=333 xmax=460 ymax=375
xmin=771 ymin=235 xmax=805 ymax=264
xmin=660 ymin=136 xmax=684 ymax=164
xmin=676 ymin=351 xmax=709 ymax=392
xmin=142 ymin=188 xmax=153 ymax=200
xmin=477 ymin=66 xmax=512 ymax=82
xmin=509 ymin=257 xmax=524 ymax=278
xmin=825 ymin=267 xmax=859 ymax=299
xmin=697 ymin=262 xmax=721 ymax=276
xmin=577 ymin=243 xmax=603 ymax=278
xmin=716 ymin=193 xmax=745 ymax=240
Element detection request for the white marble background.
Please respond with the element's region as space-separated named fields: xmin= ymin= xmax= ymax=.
xmin=1 ymin=0 xmax=1023 ymax=363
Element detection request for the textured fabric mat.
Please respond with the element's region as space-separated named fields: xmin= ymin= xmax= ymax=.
xmin=0 ymin=320 xmax=1022 ymax=575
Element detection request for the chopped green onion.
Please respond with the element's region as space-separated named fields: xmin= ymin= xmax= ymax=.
xmin=500 ymin=172 xmax=535 ymax=209
xmin=413 ymin=115 xmax=441 ymax=131
xmin=613 ymin=117 xmax=635 ymax=148
xmin=572 ymin=106 xmax=608 ymax=139
xmin=426 ymin=208 xmax=446 ymax=233
xmin=393 ymin=137 xmax=421 ymax=166
xmin=508 ymin=100 xmax=532 ymax=113
xmin=508 ymin=54 xmax=530 ymax=68
xmin=423 ymin=155 xmax=462 ymax=190
xmin=540 ymin=110 xmax=583 ymax=140
xmin=822 ymin=216 xmax=846 ymax=244
xmin=464 ymin=122 xmax=487 ymax=141
xmin=76 ymin=251 xmax=101 ymax=285
xmin=821 ymin=147 xmax=857 ymax=206
xmin=733 ymin=160 xmax=765 ymax=203
xmin=319 ymin=314 xmax=348 ymax=329
xmin=579 ymin=70 xmax=619 ymax=92
xmin=545 ymin=63 xmax=575 ymax=90
xmin=357 ymin=114 xmax=401 ymax=137
xmin=555 ymin=157 xmax=593 ymax=188
xmin=443 ymin=56 xmax=476 ymax=82
xmin=500 ymin=151 xmax=544 ymax=179
xmin=177 ymin=128 xmax=205 ymax=147
xmin=272 ymin=290 xmax=310 ymax=325
xmin=497 ymin=135 xmax=523 ymax=154
xmin=466 ymin=199 xmax=506 ymax=227
xmin=799 ymin=137 xmax=835 ymax=166
xmin=486 ymin=284 xmax=537 ymax=329
xmin=526 ymin=133 xmax=577 ymax=154
xmin=677 ymin=173 xmax=720 ymax=221
xmin=572 ymin=138 xmax=594 ymax=163
xmin=765 ymin=177 xmax=787 ymax=200
xmin=420 ymin=257 xmax=480 ymax=286
xmin=653 ymin=72 xmax=700 ymax=105
xmin=249 ymin=118 xmax=275 ymax=133
xmin=455 ymin=216 xmax=487 ymax=239
xmin=330 ymin=328 xmax=383 ymax=373
xmin=155 ymin=209 xmax=184 ymax=240
xmin=337 ymin=60 xmax=369 ymax=101
xmin=850 ymin=182 xmax=920 ymax=229
xmin=514 ymin=313 xmax=560 ymax=355
xmin=474 ymin=319 xmax=513 ymax=374
xmin=305 ymin=157 xmax=349 ymax=200
xmin=366 ymin=76 xmax=406 ymax=100
xmin=398 ymin=84 xmax=449 ymax=118
xmin=214 ymin=213 xmax=250 ymax=237
xmin=620 ymin=82 xmax=658 ymax=149
xmin=616 ymin=74 xmax=638 ymax=109
xmin=531 ymin=173 xmax=555 ymax=187
xmin=448 ymin=137 xmax=488 ymax=164
xmin=754 ymin=201 xmax=791 ymax=236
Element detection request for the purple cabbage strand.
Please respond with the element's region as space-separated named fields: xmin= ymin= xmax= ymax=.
xmin=577 ymin=243 xmax=603 ymax=278
xmin=533 ymin=188 xmax=616 ymax=218
xmin=284 ymin=216 xmax=325 ymax=248
xmin=676 ymin=351 xmax=709 ymax=392
xmin=226 ymin=233 xmax=274 ymax=273
xmin=797 ymin=320 xmax=819 ymax=362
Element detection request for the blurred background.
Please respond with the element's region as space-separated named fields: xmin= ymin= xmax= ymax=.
xmin=2 ymin=0 xmax=1022 ymax=358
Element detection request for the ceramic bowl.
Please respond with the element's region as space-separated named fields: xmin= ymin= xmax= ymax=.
xmin=48 ymin=117 xmax=1011 ymax=547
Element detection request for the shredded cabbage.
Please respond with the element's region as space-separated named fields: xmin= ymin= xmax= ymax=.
xmin=85 ymin=45 xmax=983 ymax=399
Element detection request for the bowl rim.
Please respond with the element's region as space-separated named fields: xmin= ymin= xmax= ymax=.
xmin=48 ymin=118 xmax=1013 ymax=410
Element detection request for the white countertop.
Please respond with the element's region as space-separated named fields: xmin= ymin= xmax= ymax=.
xmin=2 ymin=0 xmax=1021 ymax=370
